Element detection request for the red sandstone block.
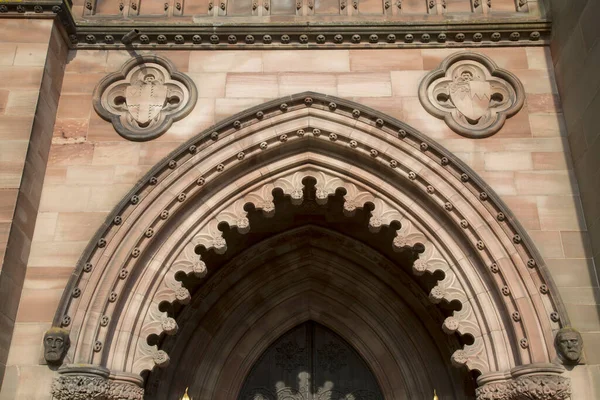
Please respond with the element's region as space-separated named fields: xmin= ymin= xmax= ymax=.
xmin=14 ymin=43 xmax=49 ymax=67
xmin=349 ymin=49 xmax=423 ymax=72
xmin=0 ymin=20 xmax=52 ymax=43
xmin=190 ymin=51 xmax=262 ymax=73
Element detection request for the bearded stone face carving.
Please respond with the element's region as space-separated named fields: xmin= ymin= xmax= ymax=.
xmin=418 ymin=52 xmax=525 ymax=138
xmin=93 ymin=55 xmax=197 ymax=141
xmin=43 ymin=327 xmax=70 ymax=365
xmin=554 ymin=327 xmax=583 ymax=365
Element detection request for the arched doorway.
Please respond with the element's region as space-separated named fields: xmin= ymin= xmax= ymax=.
xmin=48 ymin=93 xmax=571 ymax=400
xmin=239 ymin=321 xmax=384 ymax=400
xmin=147 ymin=189 xmax=472 ymax=399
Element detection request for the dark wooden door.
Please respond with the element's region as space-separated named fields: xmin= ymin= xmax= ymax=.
xmin=238 ymin=322 xmax=384 ymax=400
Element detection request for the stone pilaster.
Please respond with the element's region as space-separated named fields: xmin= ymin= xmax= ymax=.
xmin=476 ymin=363 xmax=571 ymax=400
xmin=51 ymin=365 xmax=144 ymax=400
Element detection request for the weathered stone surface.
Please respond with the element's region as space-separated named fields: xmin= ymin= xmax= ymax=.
xmin=476 ymin=364 xmax=571 ymax=400
xmin=0 ymin=41 xmax=597 ymax=400
xmin=93 ymin=55 xmax=197 ymax=142
xmin=419 ymin=52 xmax=525 ymax=138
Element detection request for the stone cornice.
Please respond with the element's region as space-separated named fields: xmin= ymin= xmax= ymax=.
xmin=73 ymin=20 xmax=550 ymax=49
xmin=0 ymin=0 xmax=76 ymax=35
xmin=0 ymin=0 xmax=550 ymax=49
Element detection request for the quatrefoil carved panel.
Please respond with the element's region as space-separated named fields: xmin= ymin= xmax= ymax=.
xmin=93 ymin=55 xmax=197 ymax=141
xmin=418 ymin=52 xmax=524 ymax=138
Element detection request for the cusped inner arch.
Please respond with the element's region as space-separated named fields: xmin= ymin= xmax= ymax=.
xmin=53 ymin=92 xmax=567 ymax=394
xmin=149 ymin=222 xmax=474 ymax=399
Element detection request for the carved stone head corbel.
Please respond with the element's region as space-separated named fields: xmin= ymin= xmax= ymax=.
xmin=93 ymin=55 xmax=197 ymax=141
xmin=554 ymin=327 xmax=584 ymax=366
xmin=43 ymin=327 xmax=71 ymax=365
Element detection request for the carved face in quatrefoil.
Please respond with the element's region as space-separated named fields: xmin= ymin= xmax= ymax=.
xmin=418 ymin=52 xmax=525 ymax=139
xmin=143 ymin=74 xmax=156 ymax=83
xmin=94 ymin=56 xmax=197 ymax=141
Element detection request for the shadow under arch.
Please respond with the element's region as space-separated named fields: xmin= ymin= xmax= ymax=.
xmin=49 ymin=92 xmax=570 ymax=399
xmin=239 ymin=320 xmax=385 ymax=399
xmin=150 ymin=223 xmax=473 ymax=400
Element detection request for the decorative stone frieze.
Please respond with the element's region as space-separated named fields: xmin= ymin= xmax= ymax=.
xmin=51 ymin=365 xmax=144 ymax=400
xmin=0 ymin=0 xmax=550 ymax=49
xmin=476 ymin=364 xmax=571 ymax=400
xmin=71 ymin=27 xmax=550 ymax=49
xmin=93 ymin=55 xmax=197 ymax=141
xmin=419 ymin=52 xmax=525 ymax=138
xmin=0 ymin=0 xmax=76 ymax=36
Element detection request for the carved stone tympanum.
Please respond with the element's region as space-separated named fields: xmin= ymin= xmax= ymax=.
xmin=93 ymin=55 xmax=197 ymax=141
xmin=419 ymin=52 xmax=525 ymax=138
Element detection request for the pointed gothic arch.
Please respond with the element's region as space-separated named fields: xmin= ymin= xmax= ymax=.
xmin=238 ymin=320 xmax=385 ymax=399
xmin=49 ymin=93 xmax=571 ymax=400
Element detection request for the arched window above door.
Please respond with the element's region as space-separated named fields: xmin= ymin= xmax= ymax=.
xmin=239 ymin=321 xmax=384 ymax=400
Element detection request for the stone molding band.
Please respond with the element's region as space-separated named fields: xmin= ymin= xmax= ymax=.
xmin=69 ymin=24 xmax=550 ymax=49
xmin=0 ymin=0 xmax=550 ymax=49
xmin=51 ymin=365 xmax=144 ymax=400
xmin=476 ymin=363 xmax=571 ymax=400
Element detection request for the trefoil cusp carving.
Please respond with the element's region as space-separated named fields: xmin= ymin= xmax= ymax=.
xmin=93 ymin=55 xmax=197 ymax=141
xmin=418 ymin=52 xmax=524 ymax=138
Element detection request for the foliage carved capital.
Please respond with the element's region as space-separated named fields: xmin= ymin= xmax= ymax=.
xmin=476 ymin=363 xmax=571 ymax=400
xmin=51 ymin=365 xmax=144 ymax=400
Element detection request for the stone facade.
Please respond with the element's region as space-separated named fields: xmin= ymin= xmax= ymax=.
xmin=549 ymin=0 xmax=600 ymax=330
xmin=0 ymin=1 xmax=598 ymax=399
xmin=0 ymin=18 xmax=67 ymax=390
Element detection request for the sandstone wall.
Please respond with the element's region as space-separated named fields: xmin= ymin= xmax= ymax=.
xmin=549 ymin=0 xmax=600 ymax=336
xmin=0 ymin=19 xmax=66 ymax=389
xmin=547 ymin=0 xmax=600 ymax=394
xmin=1 ymin=45 xmax=598 ymax=397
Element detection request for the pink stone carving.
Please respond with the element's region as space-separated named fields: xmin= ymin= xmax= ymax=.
xmin=419 ymin=52 xmax=525 ymax=138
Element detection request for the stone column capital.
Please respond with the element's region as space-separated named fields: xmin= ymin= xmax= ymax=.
xmin=51 ymin=365 xmax=144 ymax=400
xmin=476 ymin=363 xmax=571 ymax=400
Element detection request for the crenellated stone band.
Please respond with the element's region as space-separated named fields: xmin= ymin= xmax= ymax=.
xmin=476 ymin=363 xmax=571 ymax=400
xmin=51 ymin=365 xmax=144 ymax=400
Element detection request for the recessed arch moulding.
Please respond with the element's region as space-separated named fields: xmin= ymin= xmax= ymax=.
xmin=49 ymin=93 xmax=571 ymax=400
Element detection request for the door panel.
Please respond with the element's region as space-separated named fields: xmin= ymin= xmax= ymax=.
xmin=238 ymin=322 xmax=384 ymax=400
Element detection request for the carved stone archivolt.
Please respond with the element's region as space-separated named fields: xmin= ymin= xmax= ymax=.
xmin=93 ymin=55 xmax=197 ymax=141
xmin=418 ymin=52 xmax=525 ymax=138
xmin=138 ymin=167 xmax=488 ymax=375
xmin=476 ymin=363 xmax=571 ymax=400
xmin=51 ymin=93 xmax=570 ymax=398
